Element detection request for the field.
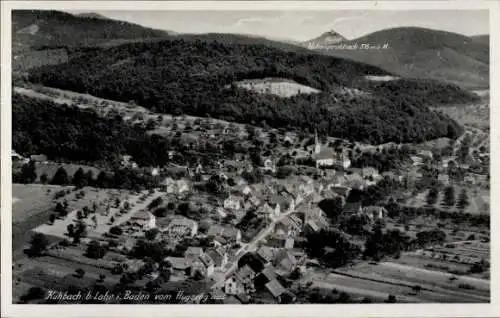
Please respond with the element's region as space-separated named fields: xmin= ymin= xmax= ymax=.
xmin=302 ymin=251 xmax=489 ymax=303
xmin=32 ymin=188 xmax=162 ymax=240
xmin=432 ymin=102 xmax=489 ymax=131
xmin=12 ymin=184 xmax=71 ymax=259
xmin=405 ymin=187 xmax=489 ymax=215
xmin=233 ymin=78 xmax=321 ymax=97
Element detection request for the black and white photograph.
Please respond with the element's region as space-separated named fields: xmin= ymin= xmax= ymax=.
xmin=1 ymin=1 xmax=497 ymax=316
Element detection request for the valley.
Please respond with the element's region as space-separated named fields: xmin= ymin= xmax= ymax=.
xmin=9 ymin=9 xmax=490 ymax=306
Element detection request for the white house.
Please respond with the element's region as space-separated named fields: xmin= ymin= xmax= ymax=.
xmin=224 ymin=194 xmax=243 ymax=210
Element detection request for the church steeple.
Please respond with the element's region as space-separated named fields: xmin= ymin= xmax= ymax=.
xmin=314 ymin=130 xmax=321 ymax=154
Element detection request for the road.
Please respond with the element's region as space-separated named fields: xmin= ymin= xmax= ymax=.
xmin=209 ymin=199 xmax=310 ymax=289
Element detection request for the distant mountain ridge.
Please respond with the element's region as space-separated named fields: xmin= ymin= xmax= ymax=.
xmin=12 ymin=10 xmax=173 ymax=51
xmin=471 ymin=34 xmax=489 ymax=46
xmin=301 ymin=27 xmax=489 ymax=89
xmin=302 ymin=30 xmax=347 ymax=49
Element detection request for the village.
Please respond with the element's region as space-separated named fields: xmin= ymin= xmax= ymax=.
xmin=12 ymin=85 xmax=490 ymax=304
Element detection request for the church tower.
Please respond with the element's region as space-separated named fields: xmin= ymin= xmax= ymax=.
xmin=314 ymin=130 xmax=321 ymax=154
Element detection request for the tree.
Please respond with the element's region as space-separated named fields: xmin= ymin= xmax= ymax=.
xmin=98 ymin=274 xmax=106 ymax=283
xmin=96 ymin=171 xmax=110 ymax=188
xmin=441 ymin=186 xmax=456 ymax=208
xmin=50 ymin=167 xmax=69 ymax=185
xmin=456 ymin=188 xmax=469 ymax=211
xmin=55 ymin=202 xmax=68 ymax=217
xmin=85 ymin=170 xmax=94 ymax=186
xmin=109 ymin=226 xmax=123 ymax=235
xmin=67 ymin=223 xmax=74 ymax=237
xmin=318 ymin=197 xmax=343 ymax=222
xmin=40 ymin=173 xmax=49 ymax=184
xmin=145 ymin=228 xmax=159 ymax=241
xmin=86 ymin=240 xmax=108 ymax=259
xmin=386 ymin=294 xmax=397 ymax=303
xmin=20 ymin=286 xmax=46 ymax=303
xmin=72 ymin=168 xmax=87 ymax=188
xmin=426 ymin=187 xmax=439 ymax=206
xmin=75 ymin=268 xmax=85 ymax=278
xmin=19 ymin=161 xmax=37 ymax=183
xmin=29 ymin=233 xmax=49 ymax=256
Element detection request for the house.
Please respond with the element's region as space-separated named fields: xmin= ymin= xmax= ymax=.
xmin=344 ymin=173 xmax=364 ymax=189
xmin=464 ymin=175 xmax=476 ymax=185
xmin=212 ymin=235 xmax=228 ymax=248
xmin=267 ymin=234 xmax=287 ymax=248
xmin=185 ymin=247 xmax=204 ymax=261
xmin=195 ymin=163 xmax=204 ymax=175
xmin=263 ymin=158 xmax=276 ymax=173
xmin=130 ymin=210 xmax=156 ymax=230
xmin=207 ymin=225 xmax=241 ymax=243
xmin=342 ymin=202 xmax=363 ymax=215
xmin=151 ymin=167 xmax=160 ymax=176
xmin=405 ymin=169 xmax=423 ymax=188
xmin=313 ymin=147 xmax=337 ymax=168
xmin=191 ymin=254 xmax=215 ymax=278
xmin=161 ymin=177 xmax=177 ymax=193
xmin=362 ymin=167 xmax=379 ymax=178
xmin=272 ymin=250 xmax=298 ymax=277
xmin=285 ymin=238 xmax=295 ymax=249
xmin=164 ymin=256 xmax=191 ymax=273
xmin=30 ymin=154 xmax=47 ymax=162
xmin=330 ymin=186 xmax=351 ymax=198
xmin=410 ymin=156 xmax=424 ymax=166
xmin=417 ymin=150 xmax=434 ymax=159
xmin=255 ymin=264 xmax=277 ymax=287
xmin=224 ymin=194 xmax=243 ymax=210
xmin=438 ymin=173 xmax=450 ymax=185
xmin=224 ymin=276 xmax=245 ymax=295
xmin=235 ymin=183 xmax=252 ymax=195
xmin=206 ymin=247 xmax=228 ymax=269
xmin=256 ymin=245 xmax=275 ymax=264
xmin=267 ymin=194 xmax=295 ymax=215
xmin=177 ymin=179 xmax=191 ymax=193
xmin=164 ymin=217 xmax=198 ymax=237
xmin=234 ymin=264 xmax=256 ymax=292
xmin=274 ymin=215 xmax=302 ymax=237
xmin=362 ymin=206 xmax=387 ymax=221
xmin=12 ymin=150 xmax=29 ymax=164
xmin=265 ymin=279 xmax=287 ymax=300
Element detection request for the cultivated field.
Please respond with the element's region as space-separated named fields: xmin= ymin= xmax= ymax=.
xmin=405 ymin=187 xmax=489 ymax=215
xmin=303 ymin=255 xmax=489 ymax=303
xmin=32 ymin=188 xmax=162 ymax=239
xmin=432 ymin=102 xmax=489 ymax=131
xmin=234 ymin=78 xmax=321 ymax=97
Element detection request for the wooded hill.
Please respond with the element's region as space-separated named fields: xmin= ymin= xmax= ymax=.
xmin=26 ymin=38 xmax=476 ymax=144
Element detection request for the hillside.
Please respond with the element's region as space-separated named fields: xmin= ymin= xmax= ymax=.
xmin=26 ymin=37 xmax=476 ymax=144
xmin=12 ymin=10 xmax=172 ymax=51
xmin=302 ymin=30 xmax=347 ymax=49
xmin=303 ymin=27 xmax=489 ymax=89
xmin=471 ymin=35 xmax=489 ymax=46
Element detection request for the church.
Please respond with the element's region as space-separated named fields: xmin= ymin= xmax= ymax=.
xmin=312 ymin=131 xmax=351 ymax=170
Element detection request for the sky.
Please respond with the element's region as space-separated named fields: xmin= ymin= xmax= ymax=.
xmin=88 ymin=10 xmax=489 ymax=41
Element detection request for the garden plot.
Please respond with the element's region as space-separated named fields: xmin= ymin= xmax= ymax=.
xmin=32 ymin=189 xmax=162 ymax=239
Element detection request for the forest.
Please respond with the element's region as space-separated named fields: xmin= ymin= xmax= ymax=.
xmin=12 ymin=93 xmax=176 ymax=168
xmin=26 ymin=38 xmax=473 ymax=144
